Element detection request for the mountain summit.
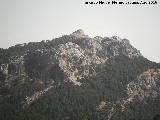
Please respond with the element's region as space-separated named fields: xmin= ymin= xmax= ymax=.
xmin=71 ymin=29 xmax=87 ymax=38
xmin=0 ymin=30 xmax=160 ymax=120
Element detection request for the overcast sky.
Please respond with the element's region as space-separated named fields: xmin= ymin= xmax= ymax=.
xmin=0 ymin=0 xmax=160 ymax=62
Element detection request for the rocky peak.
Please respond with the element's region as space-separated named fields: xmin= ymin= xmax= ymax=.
xmin=71 ymin=29 xmax=87 ymax=38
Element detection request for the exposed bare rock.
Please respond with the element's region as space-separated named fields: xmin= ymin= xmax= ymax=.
xmin=125 ymin=69 xmax=160 ymax=105
xmin=107 ymin=69 xmax=160 ymax=119
xmin=71 ymin=29 xmax=88 ymax=38
xmin=96 ymin=101 xmax=108 ymax=111
xmin=0 ymin=64 xmax=8 ymax=75
xmin=56 ymin=42 xmax=91 ymax=86
xmin=22 ymin=81 xmax=54 ymax=107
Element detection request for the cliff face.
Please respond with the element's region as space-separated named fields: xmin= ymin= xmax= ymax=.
xmin=0 ymin=30 xmax=159 ymax=120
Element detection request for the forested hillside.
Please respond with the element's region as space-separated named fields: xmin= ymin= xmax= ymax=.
xmin=0 ymin=30 xmax=160 ymax=120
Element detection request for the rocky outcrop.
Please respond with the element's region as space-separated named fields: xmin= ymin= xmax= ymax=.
xmin=22 ymin=81 xmax=54 ymax=107
xmin=0 ymin=64 xmax=8 ymax=75
xmin=96 ymin=101 xmax=108 ymax=112
xmin=56 ymin=42 xmax=91 ymax=86
xmin=107 ymin=69 xmax=160 ymax=120
xmin=71 ymin=29 xmax=88 ymax=38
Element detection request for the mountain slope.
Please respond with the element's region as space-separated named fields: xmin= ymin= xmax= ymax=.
xmin=0 ymin=29 xmax=160 ymax=120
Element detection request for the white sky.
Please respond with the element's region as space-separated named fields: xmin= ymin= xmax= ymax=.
xmin=0 ymin=0 xmax=160 ymax=62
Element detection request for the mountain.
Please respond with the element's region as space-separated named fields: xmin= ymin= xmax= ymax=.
xmin=0 ymin=29 xmax=160 ymax=120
